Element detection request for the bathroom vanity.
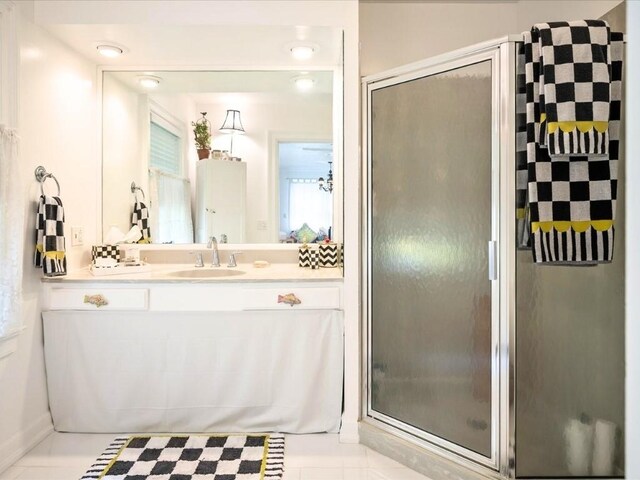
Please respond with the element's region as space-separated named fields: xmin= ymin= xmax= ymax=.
xmin=41 ymin=262 xmax=344 ymax=434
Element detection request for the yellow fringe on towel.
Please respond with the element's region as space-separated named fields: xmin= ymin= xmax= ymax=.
xmin=547 ymin=121 xmax=608 ymax=133
xmin=539 ymin=114 xmax=608 ymax=133
xmin=35 ymin=244 xmax=66 ymax=260
xmin=531 ymin=220 xmax=613 ymax=233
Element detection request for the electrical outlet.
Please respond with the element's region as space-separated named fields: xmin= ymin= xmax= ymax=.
xmin=71 ymin=226 xmax=84 ymax=246
xmin=257 ymin=220 xmax=267 ymax=231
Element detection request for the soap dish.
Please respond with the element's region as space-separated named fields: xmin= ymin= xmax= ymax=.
xmin=90 ymin=262 xmax=151 ymax=276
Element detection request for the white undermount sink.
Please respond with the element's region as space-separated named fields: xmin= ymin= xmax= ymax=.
xmin=169 ymin=268 xmax=246 ymax=278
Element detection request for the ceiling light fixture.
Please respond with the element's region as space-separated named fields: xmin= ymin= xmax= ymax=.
xmin=284 ymin=42 xmax=319 ymax=61
xmin=137 ymin=75 xmax=162 ymax=89
xmin=318 ymin=161 xmax=333 ymax=193
xmin=96 ymin=44 xmax=123 ymax=58
xmin=290 ymin=45 xmax=315 ymax=60
xmin=293 ymin=76 xmax=315 ymax=92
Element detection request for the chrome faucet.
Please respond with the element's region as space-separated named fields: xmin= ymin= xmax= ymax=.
xmin=191 ymin=252 xmax=204 ymax=268
xmin=207 ymin=236 xmax=221 ymax=267
xmin=227 ymin=251 xmax=242 ymax=268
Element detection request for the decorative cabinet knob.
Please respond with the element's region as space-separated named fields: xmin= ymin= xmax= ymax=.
xmin=277 ymin=293 xmax=301 ymax=307
xmin=84 ymin=294 xmax=109 ymax=308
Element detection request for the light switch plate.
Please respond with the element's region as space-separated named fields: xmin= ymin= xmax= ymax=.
xmin=71 ymin=226 xmax=84 ymax=246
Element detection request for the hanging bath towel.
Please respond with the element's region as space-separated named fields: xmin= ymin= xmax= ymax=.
xmin=516 ymin=42 xmax=531 ymax=249
xmin=34 ymin=195 xmax=67 ymax=276
xmin=535 ymin=20 xmax=613 ymax=156
xmin=131 ymin=200 xmax=151 ymax=243
xmin=523 ymin=26 xmax=623 ymax=264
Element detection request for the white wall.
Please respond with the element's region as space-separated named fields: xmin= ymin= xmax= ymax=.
xmin=626 ymin=2 xmax=640 ymax=478
xmin=0 ymin=1 xmax=98 ymax=472
xmin=360 ymin=0 xmax=623 ymax=76
xmin=102 ymin=75 xmax=145 ymax=235
xmin=197 ymin=96 xmax=332 ymax=243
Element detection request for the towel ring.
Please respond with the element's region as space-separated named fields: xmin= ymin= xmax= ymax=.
xmin=131 ymin=181 xmax=146 ymax=201
xmin=34 ymin=166 xmax=61 ymax=197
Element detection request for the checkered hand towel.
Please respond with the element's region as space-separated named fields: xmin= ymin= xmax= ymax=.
xmin=523 ymin=28 xmax=623 ymax=264
xmin=534 ymin=20 xmax=612 ymax=156
xmin=34 ymin=195 xmax=67 ymax=276
xmin=131 ymin=200 xmax=151 ymax=243
xmin=516 ymin=43 xmax=531 ymax=249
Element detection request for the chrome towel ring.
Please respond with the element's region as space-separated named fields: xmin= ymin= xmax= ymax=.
xmin=131 ymin=181 xmax=146 ymax=201
xmin=34 ymin=166 xmax=61 ymax=197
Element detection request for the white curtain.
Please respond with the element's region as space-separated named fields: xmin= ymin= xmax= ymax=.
xmin=289 ymin=181 xmax=332 ymax=233
xmin=0 ymin=126 xmax=23 ymax=339
xmin=149 ymin=169 xmax=194 ymax=244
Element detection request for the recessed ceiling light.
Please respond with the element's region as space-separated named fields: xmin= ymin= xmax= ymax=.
xmin=290 ymin=45 xmax=315 ymax=60
xmin=96 ymin=44 xmax=123 ymax=58
xmin=293 ymin=76 xmax=315 ymax=92
xmin=137 ymin=75 xmax=161 ymax=89
xmin=284 ymin=42 xmax=320 ymax=60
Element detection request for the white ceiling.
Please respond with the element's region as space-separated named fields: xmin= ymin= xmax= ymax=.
xmin=279 ymin=142 xmax=333 ymax=174
xmin=42 ymin=24 xmax=342 ymax=68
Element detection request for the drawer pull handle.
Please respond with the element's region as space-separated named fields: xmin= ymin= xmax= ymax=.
xmin=84 ymin=294 xmax=108 ymax=308
xmin=277 ymin=293 xmax=301 ymax=307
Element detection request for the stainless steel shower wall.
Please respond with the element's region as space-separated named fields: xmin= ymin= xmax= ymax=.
xmin=514 ymin=15 xmax=626 ymax=476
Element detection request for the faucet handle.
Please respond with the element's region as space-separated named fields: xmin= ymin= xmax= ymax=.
xmin=227 ymin=251 xmax=243 ymax=268
xmin=191 ymin=251 xmax=204 ymax=268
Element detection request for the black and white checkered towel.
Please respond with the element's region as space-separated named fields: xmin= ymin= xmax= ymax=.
xmin=34 ymin=195 xmax=67 ymax=276
xmin=132 ymin=200 xmax=151 ymax=243
xmin=516 ymin=42 xmax=530 ymax=249
xmin=534 ymin=20 xmax=612 ymax=156
xmin=523 ymin=27 xmax=623 ymax=264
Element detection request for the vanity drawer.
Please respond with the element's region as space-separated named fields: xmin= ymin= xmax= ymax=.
xmin=47 ymin=288 xmax=148 ymax=311
xmin=242 ymin=287 xmax=341 ymax=310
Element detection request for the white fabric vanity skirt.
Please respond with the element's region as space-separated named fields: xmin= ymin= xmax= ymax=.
xmin=42 ymin=310 xmax=344 ymax=433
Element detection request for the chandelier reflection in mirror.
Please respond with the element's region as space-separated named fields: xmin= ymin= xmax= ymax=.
xmin=318 ymin=161 xmax=333 ymax=193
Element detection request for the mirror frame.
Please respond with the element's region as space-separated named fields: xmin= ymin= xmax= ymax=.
xmin=98 ymin=64 xmax=344 ymax=249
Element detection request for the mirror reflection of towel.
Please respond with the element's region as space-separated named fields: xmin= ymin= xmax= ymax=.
xmin=34 ymin=195 xmax=67 ymax=276
xmin=131 ymin=200 xmax=151 ymax=243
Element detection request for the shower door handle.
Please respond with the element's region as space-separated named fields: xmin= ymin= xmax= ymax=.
xmin=488 ymin=240 xmax=497 ymax=281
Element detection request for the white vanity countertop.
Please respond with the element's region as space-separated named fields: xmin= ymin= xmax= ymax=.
xmin=41 ymin=263 xmax=343 ymax=284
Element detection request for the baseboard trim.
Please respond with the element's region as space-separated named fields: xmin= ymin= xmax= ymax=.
xmin=339 ymin=420 xmax=360 ymax=443
xmin=0 ymin=412 xmax=53 ymax=474
xmin=359 ymin=421 xmax=496 ymax=480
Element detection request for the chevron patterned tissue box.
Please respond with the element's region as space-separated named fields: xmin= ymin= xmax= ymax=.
xmin=319 ymin=242 xmax=339 ymax=268
xmin=298 ymin=244 xmax=311 ymax=268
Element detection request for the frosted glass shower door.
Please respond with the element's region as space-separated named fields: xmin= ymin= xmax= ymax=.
xmin=366 ymin=57 xmax=498 ymax=466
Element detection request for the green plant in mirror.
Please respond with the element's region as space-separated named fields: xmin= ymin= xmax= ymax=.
xmin=192 ymin=112 xmax=212 ymax=149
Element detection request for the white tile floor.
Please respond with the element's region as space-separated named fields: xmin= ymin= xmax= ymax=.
xmin=0 ymin=432 xmax=433 ymax=480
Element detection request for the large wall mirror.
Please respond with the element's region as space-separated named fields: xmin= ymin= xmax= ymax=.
xmin=102 ymin=66 xmax=342 ymax=245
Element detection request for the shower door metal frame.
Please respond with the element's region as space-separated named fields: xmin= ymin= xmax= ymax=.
xmin=362 ymin=36 xmax=519 ymax=478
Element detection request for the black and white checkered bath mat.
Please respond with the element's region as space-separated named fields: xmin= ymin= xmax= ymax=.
xmin=80 ymin=434 xmax=285 ymax=480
